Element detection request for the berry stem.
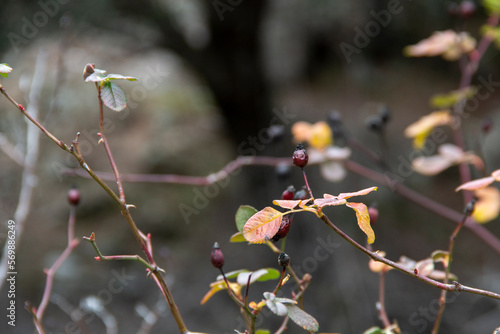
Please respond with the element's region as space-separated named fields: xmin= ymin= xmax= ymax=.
xmin=302 ymin=169 xmax=314 ymax=199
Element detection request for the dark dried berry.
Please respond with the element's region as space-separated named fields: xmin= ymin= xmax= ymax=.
xmin=366 ymin=116 xmax=383 ymax=132
xmin=68 ymin=188 xmax=80 ymax=206
xmin=211 ymin=242 xmax=224 ymax=269
xmin=379 ymin=105 xmax=391 ymax=124
xmin=292 ymin=143 xmax=308 ymax=168
xmin=281 ymin=185 xmax=296 ymax=200
xmin=271 ymin=216 xmax=292 ymax=242
xmin=464 ymin=199 xmax=476 ymax=217
xmin=278 ymin=252 xmax=290 ymax=268
xmin=368 ymin=205 xmax=379 ymax=225
xmin=267 ymin=125 xmax=285 ymax=143
xmin=294 ymin=188 xmax=308 ymax=200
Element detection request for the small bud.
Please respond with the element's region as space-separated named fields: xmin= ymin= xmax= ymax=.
xmin=271 ymin=215 xmax=292 ymax=242
xmin=292 ymin=143 xmax=308 ymax=168
xmin=464 ymin=199 xmax=476 ymax=217
xmin=211 ymin=242 xmax=224 ymax=269
xmin=368 ymin=203 xmax=379 ymax=225
xmin=278 ymin=252 xmax=290 ymax=268
xmin=281 ymin=185 xmax=296 ymax=200
xmin=68 ymin=187 xmax=80 ymax=206
xmin=482 ymin=117 xmax=493 ymax=134
xmin=83 ymin=63 xmax=95 ymax=81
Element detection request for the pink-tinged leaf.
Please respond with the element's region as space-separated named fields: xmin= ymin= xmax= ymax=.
xmin=412 ymin=155 xmax=453 ymax=176
xmin=346 ymin=202 xmax=375 ymax=244
xmin=243 ymin=207 xmax=283 ymax=244
xmin=415 ymin=258 xmax=434 ymax=277
xmin=455 ymin=176 xmax=495 ymax=191
xmin=492 ymin=169 xmax=500 ymax=181
xmin=273 ymin=199 xmax=301 ymax=210
xmin=314 ymin=196 xmax=346 ymax=208
xmin=338 ymin=186 xmax=378 ymax=200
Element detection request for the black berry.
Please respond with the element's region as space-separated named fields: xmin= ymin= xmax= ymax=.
xmin=278 ymin=252 xmax=290 ymax=268
xmin=281 ymin=185 xmax=296 ymax=200
xmin=275 ymin=163 xmax=292 ymax=180
xmin=366 ymin=116 xmax=384 ymax=132
xmin=379 ymin=105 xmax=391 ymax=124
xmin=294 ymin=187 xmax=309 ymax=200
xmin=293 ymin=143 xmax=308 ymax=168
xmin=267 ymin=125 xmax=285 ymax=144
xmin=464 ymin=199 xmax=476 ymax=217
xmin=211 ymin=242 xmax=224 ymax=269
xmin=68 ymin=188 xmax=80 ymax=206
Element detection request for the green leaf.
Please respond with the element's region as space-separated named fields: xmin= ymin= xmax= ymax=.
xmin=106 ymin=74 xmax=138 ymax=81
xmin=430 ymin=87 xmax=476 ymax=109
xmin=484 ymin=0 xmax=500 ymax=14
xmin=363 ymin=327 xmax=383 ymax=334
xmin=229 ymin=232 xmax=246 ymax=243
xmin=286 ymin=305 xmax=319 ymax=332
xmin=101 ymin=81 xmax=127 ymax=112
xmin=255 ymin=268 xmax=280 ymax=282
xmin=217 ymin=269 xmax=248 ymax=281
xmin=235 ymin=205 xmax=258 ymax=233
xmin=0 ymin=63 xmax=12 ymax=77
xmin=255 ymin=330 xmax=271 ymax=334
xmin=84 ymin=68 xmax=107 ymax=82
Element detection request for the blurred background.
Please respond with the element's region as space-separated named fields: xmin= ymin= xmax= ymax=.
xmin=1 ymin=0 xmax=500 ymax=333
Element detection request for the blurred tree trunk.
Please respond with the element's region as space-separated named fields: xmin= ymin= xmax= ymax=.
xmin=116 ymin=0 xmax=271 ymax=145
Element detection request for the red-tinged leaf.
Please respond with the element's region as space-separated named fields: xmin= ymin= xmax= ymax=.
xmin=314 ymin=195 xmax=346 ymax=208
xmin=346 ymin=202 xmax=375 ymax=244
xmin=455 ymin=176 xmax=495 ymax=191
xmin=273 ymin=199 xmax=301 ymax=209
xmin=243 ymin=207 xmax=283 ymax=244
xmin=338 ymin=186 xmax=378 ymax=200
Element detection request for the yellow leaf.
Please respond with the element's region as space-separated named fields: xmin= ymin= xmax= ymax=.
xmin=404 ymin=111 xmax=453 ymax=149
xmin=229 ymin=232 xmax=247 ymax=243
xmin=243 ymin=207 xmax=283 ymax=244
xmin=472 ymin=187 xmax=500 ymax=223
xmin=346 ymin=202 xmax=375 ymax=244
xmin=309 ymin=121 xmax=333 ymax=150
xmin=200 ymin=280 xmax=241 ymax=305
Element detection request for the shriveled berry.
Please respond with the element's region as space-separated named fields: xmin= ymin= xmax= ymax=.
xmin=292 ymin=143 xmax=308 ymax=168
xmin=278 ymin=252 xmax=290 ymax=268
xmin=68 ymin=188 xmax=80 ymax=206
xmin=459 ymin=1 xmax=476 ymax=18
xmin=294 ymin=188 xmax=308 ymax=200
xmin=281 ymin=185 xmax=296 ymax=200
xmin=271 ymin=215 xmax=292 ymax=242
xmin=211 ymin=242 xmax=224 ymax=269
xmin=366 ymin=116 xmax=383 ymax=132
xmin=379 ymin=105 xmax=391 ymax=124
xmin=368 ymin=205 xmax=379 ymax=225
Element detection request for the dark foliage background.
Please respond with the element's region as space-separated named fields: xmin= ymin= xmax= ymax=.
xmin=1 ymin=1 xmax=500 ymax=333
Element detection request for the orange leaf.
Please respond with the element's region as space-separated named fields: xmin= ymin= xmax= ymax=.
xmin=200 ymin=280 xmax=241 ymax=305
xmin=455 ymin=176 xmax=495 ymax=192
xmin=273 ymin=199 xmax=301 ymax=209
xmin=346 ymin=202 xmax=375 ymax=244
xmin=338 ymin=186 xmax=378 ymax=199
xmin=243 ymin=207 xmax=283 ymax=244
